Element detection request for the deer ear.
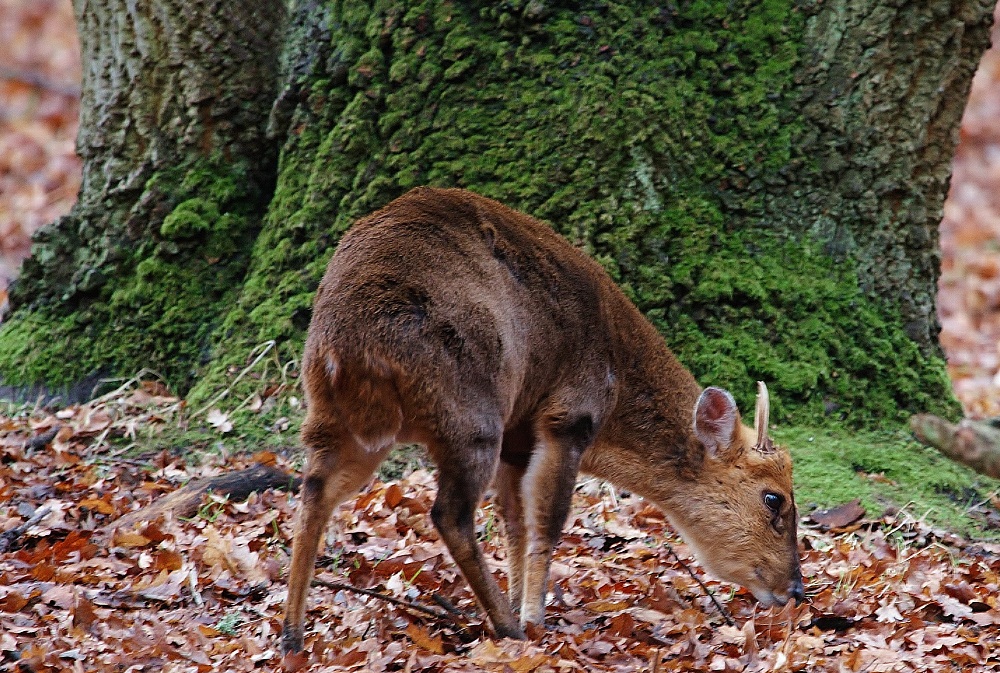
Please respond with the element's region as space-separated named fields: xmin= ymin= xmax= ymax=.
xmin=693 ymin=387 xmax=741 ymax=459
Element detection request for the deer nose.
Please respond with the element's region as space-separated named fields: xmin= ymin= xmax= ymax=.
xmin=789 ymin=576 xmax=805 ymax=605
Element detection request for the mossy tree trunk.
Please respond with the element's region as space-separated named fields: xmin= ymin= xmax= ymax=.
xmin=0 ymin=0 xmax=993 ymax=427
xmin=0 ymin=0 xmax=285 ymax=397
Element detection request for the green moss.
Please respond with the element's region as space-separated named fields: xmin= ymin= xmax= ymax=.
xmin=634 ymin=224 xmax=955 ymax=426
xmin=0 ymin=0 xmax=959 ymax=432
xmin=189 ymin=0 xmax=954 ymax=425
xmin=0 ymin=156 xmax=265 ymax=392
xmin=778 ymin=426 xmax=1000 ymax=539
xmin=160 ymin=199 xmax=217 ymax=239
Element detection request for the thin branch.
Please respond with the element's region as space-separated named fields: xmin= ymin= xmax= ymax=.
xmin=664 ymin=542 xmax=735 ymax=626
xmin=0 ymin=506 xmax=53 ymax=553
xmin=431 ymin=592 xmax=473 ymax=619
xmin=311 ymin=576 xmax=477 ymax=639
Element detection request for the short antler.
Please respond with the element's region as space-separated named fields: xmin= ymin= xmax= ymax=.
xmin=753 ymin=381 xmax=774 ymax=453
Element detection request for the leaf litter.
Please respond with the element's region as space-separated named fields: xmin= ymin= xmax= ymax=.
xmin=1 ymin=1 xmax=1000 ymax=669
xmin=0 ymin=385 xmax=998 ymax=672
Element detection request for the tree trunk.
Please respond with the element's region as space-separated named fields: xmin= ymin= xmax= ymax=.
xmin=0 ymin=0 xmax=285 ymax=396
xmin=0 ymin=0 xmax=993 ymax=427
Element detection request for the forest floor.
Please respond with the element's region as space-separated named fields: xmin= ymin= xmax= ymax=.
xmin=0 ymin=383 xmax=999 ymax=672
xmin=2 ymin=2 xmax=1000 ymax=671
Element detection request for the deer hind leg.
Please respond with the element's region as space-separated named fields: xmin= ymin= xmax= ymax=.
xmin=494 ymin=460 xmax=527 ymax=611
xmin=282 ymin=419 xmax=391 ymax=654
xmin=430 ymin=426 xmax=525 ymax=640
xmin=519 ymin=413 xmax=595 ymax=627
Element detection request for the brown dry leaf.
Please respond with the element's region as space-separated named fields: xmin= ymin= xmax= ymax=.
xmin=153 ymin=548 xmax=184 ymax=572
xmin=584 ymin=598 xmax=631 ymax=613
xmin=202 ymin=525 xmax=239 ymax=574
xmin=31 ymin=561 xmax=55 ymax=581
xmin=281 ymin=649 xmax=310 ymax=671
xmin=0 ymin=590 xmax=29 ymax=612
xmin=114 ymin=530 xmax=152 ymax=548
xmin=72 ymin=595 xmax=99 ymax=631
xmin=78 ymin=497 xmax=115 ymax=515
xmin=253 ymin=450 xmax=277 ymax=465
xmin=385 ymin=483 xmax=404 ymax=508
xmin=137 ymin=570 xmax=187 ymax=603
xmin=605 ymin=611 xmax=636 ymax=638
xmin=509 ymin=653 xmax=559 ymax=672
xmin=405 ymin=623 xmax=445 ymax=654
xmin=809 ymin=499 xmax=866 ymax=529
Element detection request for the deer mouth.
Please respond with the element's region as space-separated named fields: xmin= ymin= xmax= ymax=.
xmin=752 ymin=588 xmax=791 ymax=608
xmin=750 ymin=568 xmax=795 ymax=607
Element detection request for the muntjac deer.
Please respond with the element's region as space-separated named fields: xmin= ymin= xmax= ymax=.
xmin=282 ymin=187 xmax=803 ymax=654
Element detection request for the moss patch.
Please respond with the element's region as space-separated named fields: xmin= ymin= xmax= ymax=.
xmin=0 ymin=156 xmax=265 ymax=392
xmin=779 ymin=425 xmax=1000 ymax=539
xmin=651 ymin=229 xmax=955 ymax=426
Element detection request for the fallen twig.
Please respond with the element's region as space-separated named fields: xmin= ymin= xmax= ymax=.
xmin=104 ymin=462 xmax=300 ymax=531
xmin=911 ymin=414 xmax=1000 ymax=479
xmin=312 ymin=576 xmax=477 ymax=639
xmin=664 ymin=542 xmax=735 ymax=626
xmin=0 ymin=506 xmax=53 ymax=553
xmin=25 ymin=425 xmax=61 ymax=451
xmin=431 ymin=592 xmax=473 ymax=619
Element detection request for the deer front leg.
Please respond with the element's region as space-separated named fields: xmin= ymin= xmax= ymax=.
xmin=519 ymin=416 xmax=591 ymax=626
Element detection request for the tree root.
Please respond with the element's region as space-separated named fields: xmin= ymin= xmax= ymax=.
xmin=910 ymin=414 xmax=1000 ymax=479
xmin=105 ymin=462 xmax=300 ymax=530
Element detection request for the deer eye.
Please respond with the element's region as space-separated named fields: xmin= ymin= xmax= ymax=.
xmin=763 ymin=492 xmax=783 ymax=514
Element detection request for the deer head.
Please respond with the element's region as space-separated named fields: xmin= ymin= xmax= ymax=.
xmin=668 ymin=382 xmax=803 ymax=607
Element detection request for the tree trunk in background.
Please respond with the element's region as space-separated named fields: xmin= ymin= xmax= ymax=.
xmin=0 ymin=0 xmax=285 ymax=396
xmin=0 ymin=0 xmax=993 ymax=428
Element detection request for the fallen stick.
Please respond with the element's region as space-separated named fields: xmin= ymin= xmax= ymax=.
xmin=105 ymin=462 xmax=300 ymax=530
xmin=312 ymin=576 xmax=476 ymax=639
xmin=431 ymin=592 xmax=473 ymax=619
xmin=664 ymin=542 xmax=736 ymax=626
xmin=911 ymin=414 xmax=1000 ymax=479
xmin=0 ymin=506 xmax=53 ymax=553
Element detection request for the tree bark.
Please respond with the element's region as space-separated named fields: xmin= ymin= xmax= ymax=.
xmin=0 ymin=0 xmax=993 ymax=427
xmin=911 ymin=414 xmax=1000 ymax=479
xmin=0 ymin=0 xmax=285 ymax=395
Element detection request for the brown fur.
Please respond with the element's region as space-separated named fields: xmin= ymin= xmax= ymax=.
xmin=281 ymin=187 xmax=803 ymax=654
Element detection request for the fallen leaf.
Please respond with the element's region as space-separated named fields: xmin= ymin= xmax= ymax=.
xmin=206 ymin=408 xmax=233 ymax=433
xmin=114 ymin=531 xmax=152 ymax=548
xmin=385 ymin=483 xmax=404 ymax=508
xmin=809 ymin=499 xmax=866 ymax=529
xmin=72 ymin=595 xmax=99 ymax=631
xmin=405 ymin=623 xmax=444 ymax=654
xmin=78 ymin=497 xmax=115 ymax=515
xmin=585 ymin=598 xmax=631 ymax=612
